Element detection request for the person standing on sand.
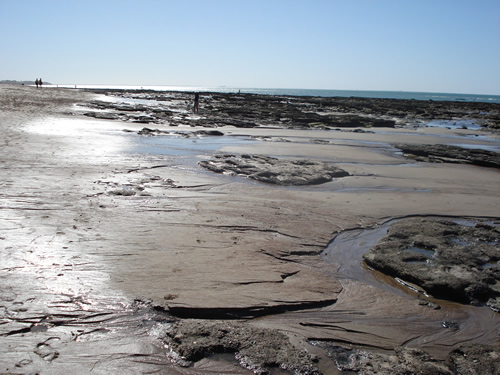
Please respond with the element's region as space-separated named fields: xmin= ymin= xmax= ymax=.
xmin=193 ymin=92 xmax=199 ymax=113
xmin=39 ymin=78 xmax=43 ymax=88
xmin=35 ymin=78 xmax=39 ymax=88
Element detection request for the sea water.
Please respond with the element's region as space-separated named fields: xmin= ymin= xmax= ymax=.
xmin=47 ymin=84 xmax=500 ymax=104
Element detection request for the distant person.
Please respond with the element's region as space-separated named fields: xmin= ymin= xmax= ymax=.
xmin=193 ymin=92 xmax=199 ymax=113
xmin=39 ymin=78 xmax=43 ymax=88
xmin=35 ymin=78 xmax=39 ymax=88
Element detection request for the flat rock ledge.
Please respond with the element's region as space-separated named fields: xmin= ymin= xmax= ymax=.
xmin=395 ymin=143 xmax=500 ymax=169
xmin=363 ymin=218 xmax=500 ymax=306
xmin=160 ymin=318 xmax=500 ymax=375
xmin=199 ymin=154 xmax=350 ymax=185
xmin=166 ymin=298 xmax=337 ymax=320
xmin=312 ymin=342 xmax=500 ymax=375
xmin=160 ymin=319 xmax=320 ymax=375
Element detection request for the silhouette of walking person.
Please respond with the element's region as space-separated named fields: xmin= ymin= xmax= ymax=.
xmin=35 ymin=78 xmax=39 ymax=88
xmin=39 ymin=78 xmax=43 ymax=88
xmin=193 ymin=92 xmax=199 ymax=113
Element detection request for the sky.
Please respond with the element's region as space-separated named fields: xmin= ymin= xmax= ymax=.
xmin=1 ymin=0 xmax=499 ymax=94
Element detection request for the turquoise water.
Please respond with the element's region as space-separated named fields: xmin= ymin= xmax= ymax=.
xmin=48 ymin=84 xmax=500 ymax=104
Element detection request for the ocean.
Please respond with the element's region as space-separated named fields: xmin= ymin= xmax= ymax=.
xmin=47 ymin=84 xmax=500 ymax=104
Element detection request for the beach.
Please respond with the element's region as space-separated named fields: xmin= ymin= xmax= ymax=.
xmin=0 ymin=84 xmax=499 ymax=374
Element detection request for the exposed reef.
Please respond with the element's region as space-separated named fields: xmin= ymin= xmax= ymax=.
xmin=199 ymin=154 xmax=350 ymax=185
xmin=81 ymin=89 xmax=500 ymax=130
xmin=135 ymin=127 xmax=224 ymax=137
xmin=166 ymin=298 xmax=337 ymax=320
xmin=363 ymin=218 xmax=500 ymax=306
xmin=312 ymin=342 xmax=500 ymax=375
xmin=161 ymin=319 xmax=320 ymax=374
xmin=395 ymin=143 xmax=500 ymax=169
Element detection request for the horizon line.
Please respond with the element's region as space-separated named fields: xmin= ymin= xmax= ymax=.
xmin=42 ymin=83 xmax=500 ymax=97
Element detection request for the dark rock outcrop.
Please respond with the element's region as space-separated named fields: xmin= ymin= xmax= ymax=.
xmin=395 ymin=144 xmax=500 ymax=169
xmin=313 ymin=342 xmax=500 ymax=375
xmin=137 ymin=127 xmax=168 ymax=135
xmin=167 ymin=298 xmax=336 ymax=320
xmin=363 ymin=218 xmax=500 ymax=305
xmin=449 ymin=343 xmax=500 ymax=375
xmin=193 ymin=129 xmax=224 ymax=136
xmin=136 ymin=128 xmax=224 ymax=137
xmin=80 ymin=89 xmax=500 ymax=130
xmin=199 ymin=154 xmax=350 ymax=186
xmin=83 ymin=111 xmax=121 ymax=120
xmin=161 ymin=319 xmax=321 ymax=374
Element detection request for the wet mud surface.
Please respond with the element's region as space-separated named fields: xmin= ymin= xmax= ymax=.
xmin=1 ymin=85 xmax=500 ymax=374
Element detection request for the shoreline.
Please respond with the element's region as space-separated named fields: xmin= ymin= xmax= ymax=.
xmin=0 ymin=85 xmax=498 ymax=374
xmin=40 ymin=83 xmax=500 ymax=103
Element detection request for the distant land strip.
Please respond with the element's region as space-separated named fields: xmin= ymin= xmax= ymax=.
xmin=0 ymin=80 xmax=52 ymax=85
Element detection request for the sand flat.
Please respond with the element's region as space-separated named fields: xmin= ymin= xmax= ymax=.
xmin=1 ymin=85 xmax=498 ymax=373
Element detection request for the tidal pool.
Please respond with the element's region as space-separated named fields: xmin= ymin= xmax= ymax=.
xmin=321 ymin=217 xmax=499 ymax=354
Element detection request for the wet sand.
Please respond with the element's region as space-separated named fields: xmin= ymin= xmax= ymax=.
xmin=0 ymin=85 xmax=499 ymax=374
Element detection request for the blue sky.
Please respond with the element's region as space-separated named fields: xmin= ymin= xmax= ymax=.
xmin=1 ymin=0 xmax=499 ymax=94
